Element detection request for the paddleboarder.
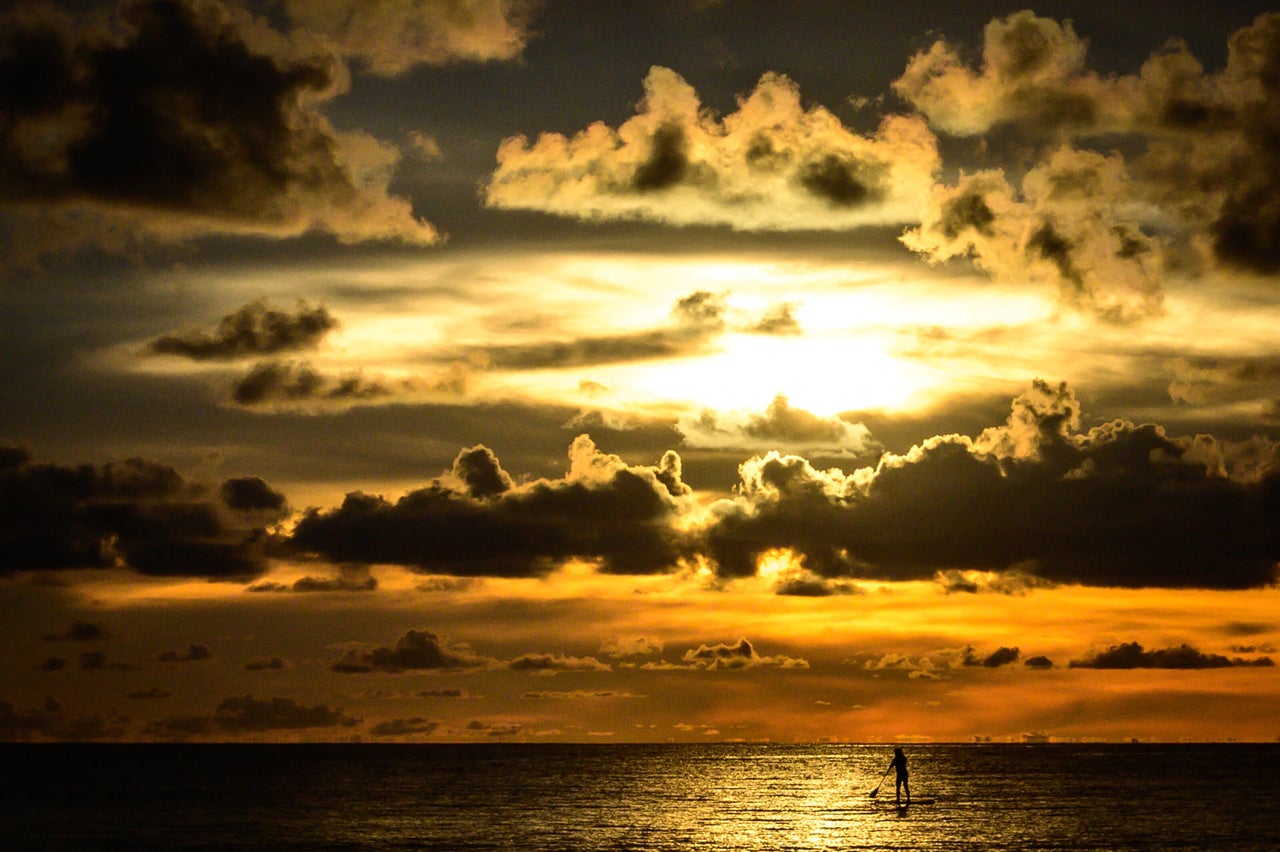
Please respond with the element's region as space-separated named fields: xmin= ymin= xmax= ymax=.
xmin=888 ymin=747 xmax=910 ymax=805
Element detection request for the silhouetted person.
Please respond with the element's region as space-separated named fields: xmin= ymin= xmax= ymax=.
xmin=888 ymin=747 xmax=910 ymax=805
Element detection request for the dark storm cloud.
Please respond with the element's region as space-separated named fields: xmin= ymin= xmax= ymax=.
xmin=157 ymin=643 xmax=211 ymax=663
xmin=1024 ymin=655 xmax=1054 ymax=669
xmin=149 ymin=301 xmax=338 ymax=361
xmin=699 ymin=380 xmax=1280 ymax=588
xmin=42 ymin=620 xmax=111 ymax=642
xmin=0 ymin=447 xmax=283 ymax=578
xmin=291 ymin=436 xmax=693 ymax=576
xmin=451 ymin=446 xmax=513 ymax=499
xmin=220 ymin=476 xmax=288 ymax=514
xmin=145 ymin=695 xmax=360 ymax=738
xmin=228 ymin=359 xmax=470 ymax=410
xmin=1069 ymin=642 xmax=1275 ymax=669
xmin=444 ymin=291 xmax=725 ymax=371
xmin=277 ymin=381 xmax=1280 ymax=589
xmin=0 ymin=0 xmax=437 ymax=250
xmin=330 ymin=629 xmax=492 ymax=673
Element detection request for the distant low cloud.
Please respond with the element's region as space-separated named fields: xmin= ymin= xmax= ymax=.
xmin=522 ymin=690 xmax=643 ymax=699
xmin=331 ymin=629 xmax=492 ymax=673
xmin=283 ymin=0 xmax=537 ymax=76
xmin=247 ymin=565 xmax=376 ymax=593
xmin=78 ymin=651 xmax=135 ymax=671
xmin=145 ymin=695 xmax=360 ymax=739
xmin=228 ymin=359 xmax=471 ymax=411
xmin=0 ymin=697 xmax=129 ymax=742
xmin=1069 ymin=641 xmax=1275 ymax=669
xmin=463 ymin=720 xmax=522 ymax=738
xmin=244 ymin=656 xmax=290 ymax=671
xmin=678 ymin=638 xmax=808 ymax=670
xmin=743 ymin=302 xmax=803 ymax=336
xmin=961 ymin=646 xmax=1020 ymax=668
xmin=42 ymin=621 xmax=111 ymax=642
xmin=149 ymin=301 xmax=338 ymax=361
xmin=158 ymin=643 xmax=212 ymax=663
xmin=369 ymin=717 xmax=440 ymax=737
xmin=508 ymin=653 xmax=611 ymax=674
xmin=599 ymin=637 xmax=664 ymax=660
xmin=0 ymin=0 xmax=439 ymax=259
xmin=486 ymin=66 xmax=938 ymax=230
xmin=859 ymin=652 xmax=942 ymax=680
xmin=935 ymin=568 xmax=1054 ymax=595
xmin=443 ymin=291 xmax=727 ymax=371
xmin=680 ymin=393 xmax=881 ymax=454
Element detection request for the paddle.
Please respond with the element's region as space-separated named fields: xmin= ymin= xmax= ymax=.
xmin=868 ymin=766 xmax=891 ymax=798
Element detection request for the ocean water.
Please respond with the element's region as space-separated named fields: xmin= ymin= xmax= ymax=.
xmin=3 ymin=743 xmax=1279 ymax=850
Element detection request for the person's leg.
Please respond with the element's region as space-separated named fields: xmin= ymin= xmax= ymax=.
xmin=904 ymin=776 xmax=910 ymax=804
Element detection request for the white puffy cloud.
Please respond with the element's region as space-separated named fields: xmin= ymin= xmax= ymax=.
xmin=486 ymin=66 xmax=939 ymax=230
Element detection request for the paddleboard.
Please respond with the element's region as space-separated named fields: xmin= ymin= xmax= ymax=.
xmin=885 ymin=798 xmax=935 ymax=805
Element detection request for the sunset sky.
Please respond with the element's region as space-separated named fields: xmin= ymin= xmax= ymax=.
xmin=3 ymin=0 xmax=1280 ymax=744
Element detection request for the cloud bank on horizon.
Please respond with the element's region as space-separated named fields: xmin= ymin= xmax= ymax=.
xmin=6 ymin=380 xmax=1278 ymax=591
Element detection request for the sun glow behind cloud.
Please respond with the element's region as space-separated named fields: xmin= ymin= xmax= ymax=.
xmin=196 ymin=252 xmax=1059 ymax=420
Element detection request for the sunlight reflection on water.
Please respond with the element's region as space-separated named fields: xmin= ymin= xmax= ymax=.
xmin=3 ymin=743 xmax=1279 ymax=850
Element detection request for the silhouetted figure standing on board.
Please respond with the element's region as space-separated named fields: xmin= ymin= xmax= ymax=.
xmin=888 ymin=747 xmax=910 ymax=805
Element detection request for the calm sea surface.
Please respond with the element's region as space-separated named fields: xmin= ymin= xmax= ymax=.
xmin=2 ymin=743 xmax=1278 ymax=850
